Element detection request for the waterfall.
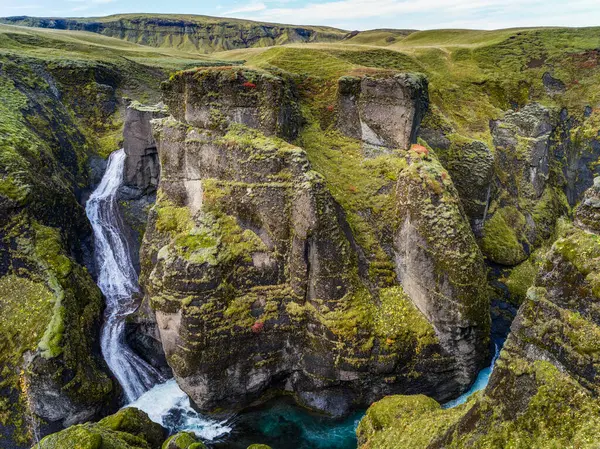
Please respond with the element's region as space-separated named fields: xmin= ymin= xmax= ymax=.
xmin=86 ymin=149 xmax=163 ymax=402
xmin=85 ymin=149 xmax=231 ymax=441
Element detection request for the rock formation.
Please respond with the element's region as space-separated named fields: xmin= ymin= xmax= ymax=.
xmin=336 ymin=74 xmax=428 ymax=152
xmin=0 ymin=15 xmax=347 ymax=54
xmin=357 ymin=179 xmax=600 ymax=448
xmin=137 ymin=67 xmax=490 ymax=417
xmin=32 ymin=408 xmax=166 ymax=449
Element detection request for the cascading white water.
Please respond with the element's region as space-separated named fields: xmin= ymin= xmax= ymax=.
xmin=86 ymin=149 xmax=231 ymax=440
xmin=86 ymin=149 xmax=163 ymax=402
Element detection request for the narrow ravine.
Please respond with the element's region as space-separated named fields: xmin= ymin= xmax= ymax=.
xmin=84 ymin=148 xmax=500 ymax=447
xmin=86 ymin=149 xmax=231 ymax=441
xmin=86 ymin=148 xmax=163 ymax=402
xmin=443 ymin=341 xmax=502 ymax=409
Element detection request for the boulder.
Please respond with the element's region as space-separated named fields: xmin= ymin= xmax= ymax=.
xmin=336 ymin=74 xmax=428 ymax=151
xmin=32 ymin=408 xmax=166 ymax=449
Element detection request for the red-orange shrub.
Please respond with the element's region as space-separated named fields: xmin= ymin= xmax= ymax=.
xmin=251 ymin=320 xmax=264 ymax=333
xmin=411 ymin=144 xmax=429 ymax=156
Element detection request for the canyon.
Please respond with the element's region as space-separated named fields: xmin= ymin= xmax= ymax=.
xmin=0 ymin=15 xmax=600 ymax=449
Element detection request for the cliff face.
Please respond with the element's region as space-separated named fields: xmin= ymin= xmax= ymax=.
xmin=0 ymin=15 xmax=347 ymax=54
xmin=336 ymin=74 xmax=429 ymax=152
xmin=357 ymin=180 xmax=600 ymax=449
xmin=0 ymin=55 xmax=119 ymax=444
xmin=137 ymin=67 xmax=490 ymax=416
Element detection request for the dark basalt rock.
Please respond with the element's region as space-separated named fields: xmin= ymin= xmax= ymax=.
xmin=542 ymin=71 xmax=566 ymax=95
xmin=336 ymin=74 xmax=429 ymax=151
xmin=137 ymin=68 xmax=489 ymax=418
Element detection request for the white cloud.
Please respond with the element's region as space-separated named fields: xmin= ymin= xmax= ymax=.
xmin=223 ymin=2 xmax=267 ymax=15
xmin=227 ymin=0 xmax=600 ymax=30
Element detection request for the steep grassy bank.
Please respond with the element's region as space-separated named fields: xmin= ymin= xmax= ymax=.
xmin=0 ymin=25 xmax=219 ymax=447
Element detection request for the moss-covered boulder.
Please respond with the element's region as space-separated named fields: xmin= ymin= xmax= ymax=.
xmin=32 ymin=408 xmax=166 ymax=449
xmin=161 ymin=432 xmax=205 ymax=449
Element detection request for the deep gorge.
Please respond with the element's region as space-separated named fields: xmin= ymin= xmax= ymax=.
xmin=2 ymin=17 xmax=600 ymax=449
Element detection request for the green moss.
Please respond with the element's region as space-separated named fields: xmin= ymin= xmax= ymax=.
xmin=502 ymin=258 xmax=538 ymax=304
xmin=155 ymin=197 xmax=194 ymax=236
xmin=374 ymin=287 xmax=438 ymax=350
xmin=296 ymin=117 xmax=407 ymax=285
xmin=247 ymin=445 xmax=273 ymax=449
xmin=357 ymin=394 xmax=468 ymax=449
xmin=0 ymin=275 xmax=55 ymax=380
xmin=554 ymin=227 xmax=600 ymax=297
xmin=34 ymin=408 xmax=165 ymax=449
xmin=162 ymin=432 xmax=206 ymax=449
xmin=481 ymin=206 xmax=528 ymax=266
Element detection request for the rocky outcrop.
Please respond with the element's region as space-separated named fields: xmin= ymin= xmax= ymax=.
xmin=357 ymin=179 xmax=600 ymax=449
xmin=394 ymin=149 xmax=490 ymax=391
xmin=161 ymin=68 xmax=302 ymax=141
xmin=32 ymin=408 xmax=166 ymax=449
xmin=138 ymin=68 xmax=490 ymax=417
xmin=480 ymin=103 xmax=569 ymax=266
xmin=336 ymin=74 xmax=428 ymax=152
xmin=431 ymin=137 xmax=494 ymax=233
xmin=0 ymin=15 xmax=347 ymax=54
xmin=123 ymin=101 xmax=167 ymax=196
xmin=575 ymin=176 xmax=600 ymax=232
xmin=118 ymin=101 xmax=167 ymax=272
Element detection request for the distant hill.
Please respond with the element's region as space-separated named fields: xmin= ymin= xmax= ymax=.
xmin=0 ymin=14 xmax=353 ymax=53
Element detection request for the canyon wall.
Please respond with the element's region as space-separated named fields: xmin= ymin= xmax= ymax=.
xmin=137 ymin=68 xmax=490 ymax=416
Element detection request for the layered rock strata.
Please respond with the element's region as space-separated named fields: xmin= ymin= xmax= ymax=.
xmin=138 ymin=68 xmax=490 ymax=416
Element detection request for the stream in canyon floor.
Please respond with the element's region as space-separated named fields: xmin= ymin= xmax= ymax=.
xmin=86 ymin=149 xmax=502 ymax=448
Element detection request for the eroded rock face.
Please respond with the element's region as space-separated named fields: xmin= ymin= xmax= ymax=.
xmin=0 ymin=57 xmax=116 ymax=443
xmin=336 ymin=74 xmax=428 ymax=152
xmin=481 ymin=103 xmax=568 ymax=266
xmin=139 ymin=68 xmax=489 ymax=416
xmin=433 ymin=138 xmax=494 ymax=233
xmin=575 ymin=176 xmax=600 ymax=232
xmin=161 ymin=68 xmax=302 ymax=141
xmin=358 ymin=182 xmax=600 ymax=449
xmin=123 ymin=101 xmax=167 ymax=195
xmin=394 ymin=150 xmax=490 ymax=391
xmin=0 ymin=16 xmax=346 ymax=54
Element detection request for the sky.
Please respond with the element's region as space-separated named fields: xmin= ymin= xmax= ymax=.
xmin=1 ymin=0 xmax=600 ymax=31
